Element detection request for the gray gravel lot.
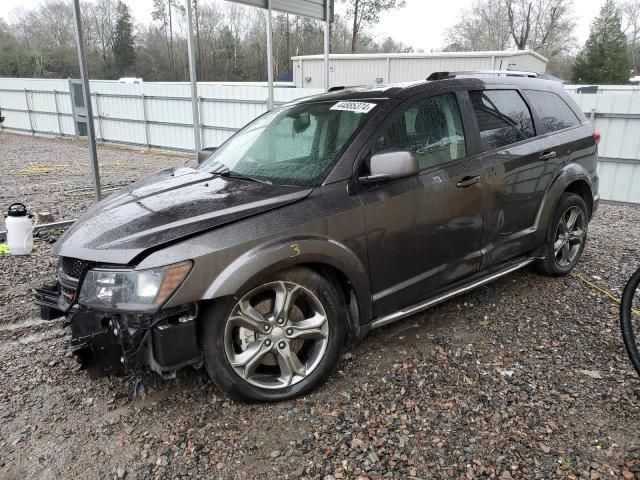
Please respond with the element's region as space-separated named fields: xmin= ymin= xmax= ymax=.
xmin=1 ymin=132 xmax=640 ymax=479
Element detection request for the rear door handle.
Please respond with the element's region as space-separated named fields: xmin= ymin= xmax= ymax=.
xmin=456 ymin=175 xmax=481 ymax=188
xmin=540 ymin=151 xmax=557 ymax=160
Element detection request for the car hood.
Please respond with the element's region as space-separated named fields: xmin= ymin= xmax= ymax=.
xmin=54 ymin=166 xmax=312 ymax=264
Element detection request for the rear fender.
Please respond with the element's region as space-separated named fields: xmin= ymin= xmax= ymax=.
xmin=534 ymin=163 xmax=595 ymax=245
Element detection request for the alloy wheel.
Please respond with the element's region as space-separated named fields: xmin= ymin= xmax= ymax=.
xmin=223 ymin=281 xmax=330 ymax=389
xmin=553 ymin=206 xmax=586 ymax=267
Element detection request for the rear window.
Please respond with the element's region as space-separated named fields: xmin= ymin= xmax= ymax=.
xmin=524 ymin=90 xmax=581 ymax=133
xmin=469 ymin=90 xmax=535 ymax=152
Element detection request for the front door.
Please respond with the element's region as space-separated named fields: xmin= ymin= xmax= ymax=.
xmin=357 ymin=91 xmax=490 ymax=317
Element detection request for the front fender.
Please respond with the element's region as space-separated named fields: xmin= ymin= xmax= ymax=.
xmin=202 ymin=235 xmax=372 ymax=326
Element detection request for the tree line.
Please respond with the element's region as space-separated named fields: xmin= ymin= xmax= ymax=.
xmin=445 ymin=0 xmax=639 ymax=84
xmin=0 ymin=0 xmax=637 ymax=84
xmin=0 ymin=0 xmax=409 ymax=82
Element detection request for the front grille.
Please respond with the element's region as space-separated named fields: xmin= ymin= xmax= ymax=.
xmin=60 ymin=257 xmax=88 ymax=279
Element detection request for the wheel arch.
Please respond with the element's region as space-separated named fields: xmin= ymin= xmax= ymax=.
xmin=534 ymin=163 xmax=595 ymax=243
xmin=201 ymin=235 xmax=372 ymax=337
xmin=564 ymin=179 xmax=594 ymax=218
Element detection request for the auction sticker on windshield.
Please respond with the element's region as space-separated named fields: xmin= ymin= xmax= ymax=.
xmin=330 ymin=101 xmax=377 ymax=113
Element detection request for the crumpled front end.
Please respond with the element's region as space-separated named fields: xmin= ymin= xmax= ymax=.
xmin=35 ymin=257 xmax=202 ymax=380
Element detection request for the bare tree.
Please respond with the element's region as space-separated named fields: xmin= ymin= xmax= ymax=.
xmin=445 ymin=1 xmax=512 ymax=51
xmin=506 ymin=0 xmax=576 ymax=56
xmin=344 ymin=0 xmax=407 ymax=53
xmin=619 ymin=0 xmax=640 ymax=72
xmin=507 ymin=0 xmax=533 ymax=49
xmin=446 ymin=0 xmax=576 ymax=58
xmin=87 ymin=0 xmax=117 ymax=68
xmin=0 ymin=0 xmax=413 ymax=81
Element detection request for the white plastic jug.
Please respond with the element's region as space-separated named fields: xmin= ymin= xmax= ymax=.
xmin=6 ymin=203 xmax=33 ymax=255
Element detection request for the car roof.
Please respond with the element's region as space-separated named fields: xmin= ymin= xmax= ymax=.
xmin=292 ymin=74 xmax=565 ymax=105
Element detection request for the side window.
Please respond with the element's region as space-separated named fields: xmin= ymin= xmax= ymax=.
xmin=469 ymin=90 xmax=535 ymax=152
xmin=374 ymin=93 xmax=466 ymax=170
xmin=524 ymin=90 xmax=581 ymax=133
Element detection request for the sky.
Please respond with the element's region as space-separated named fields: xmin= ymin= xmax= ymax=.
xmin=0 ymin=0 xmax=608 ymax=52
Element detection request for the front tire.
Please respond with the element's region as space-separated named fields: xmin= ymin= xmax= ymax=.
xmin=536 ymin=192 xmax=589 ymax=277
xmin=202 ymin=267 xmax=346 ymax=402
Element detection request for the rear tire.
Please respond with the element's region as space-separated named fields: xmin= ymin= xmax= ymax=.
xmin=536 ymin=192 xmax=588 ymax=277
xmin=202 ymin=267 xmax=346 ymax=402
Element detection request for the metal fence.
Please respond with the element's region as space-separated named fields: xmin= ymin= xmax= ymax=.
xmin=570 ymin=90 xmax=640 ymax=204
xmin=0 ymin=78 xmax=322 ymax=151
xmin=0 ymin=78 xmax=639 ymax=203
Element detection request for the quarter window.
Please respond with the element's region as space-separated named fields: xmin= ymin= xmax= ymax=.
xmin=470 ymin=90 xmax=535 ymax=151
xmin=374 ymin=93 xmax=467 ymax=170
xmin=525 ymin=90 xmax=581 ymax=133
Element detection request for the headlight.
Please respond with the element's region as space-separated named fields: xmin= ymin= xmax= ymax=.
xmin=78 ymin=261 xmax=192 ymax=312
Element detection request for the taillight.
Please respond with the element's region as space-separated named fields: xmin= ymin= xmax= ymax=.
xmin=592 ymin=129 xmax=601 ymax=145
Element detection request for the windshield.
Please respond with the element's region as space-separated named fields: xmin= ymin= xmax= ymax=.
xmin=198 ymin=100 xmax=377 ymax=186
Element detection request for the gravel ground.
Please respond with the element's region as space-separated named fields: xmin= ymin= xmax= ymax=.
xmin=1 ymin=132 xmax=640 ymax=479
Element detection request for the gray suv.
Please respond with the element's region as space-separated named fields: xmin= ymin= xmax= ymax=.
xmin=37 ymin=72 xmax=600 ymax=402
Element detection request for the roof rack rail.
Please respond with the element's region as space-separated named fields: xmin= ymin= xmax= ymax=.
xmin=427 ymin=70 xmax=540 ymax=81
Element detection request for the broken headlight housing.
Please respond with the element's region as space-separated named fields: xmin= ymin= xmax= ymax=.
xmin=78 ymin=261 xmax=192 ymax=312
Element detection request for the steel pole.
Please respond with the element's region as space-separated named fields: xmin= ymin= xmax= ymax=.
xmin=324 ymin=1 xmax=331 ymax=91
xmin=72 ymin=0 xmax=102 ymax=201
xmin=186 ymin=0 xmax=201 ymax=155
xmin=266 ymin=0 xmax=274 ymax=110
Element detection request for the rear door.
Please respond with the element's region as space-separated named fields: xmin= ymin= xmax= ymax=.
xmin=357 ymin=90 xmax=491 ymax=317
xmin=467 ymin=87 xmax=555 ymax=266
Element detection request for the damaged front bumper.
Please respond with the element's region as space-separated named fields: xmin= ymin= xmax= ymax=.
xmin=35 ymin=274 xmax=202 ymax=380
xmin=68 ymin=304 xmax=202 ymax=379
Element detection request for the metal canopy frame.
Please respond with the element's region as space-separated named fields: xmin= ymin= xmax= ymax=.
xmin=230 ymin=0 xmax=334 ymax=20
xmin=184 ymin=0 xmax=334 ymax=156
xmin=72 ymin=0 xmax=102 ymax=201
xmin=70 ymin=0 xmax=334 ymax=201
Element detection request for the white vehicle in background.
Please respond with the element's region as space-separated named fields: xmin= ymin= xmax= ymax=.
xmin=118 ymin=77 xmax=143 ymax=84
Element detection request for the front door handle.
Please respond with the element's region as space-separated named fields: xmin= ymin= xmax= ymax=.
xmin=456 ymin=175 xmax=481 ymax=188
xmin=540 ymin=151 xmax=557 ymax=160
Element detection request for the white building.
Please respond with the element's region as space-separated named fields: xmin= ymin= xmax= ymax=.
xmin=292 ymin=50 xmax=548 ymax=89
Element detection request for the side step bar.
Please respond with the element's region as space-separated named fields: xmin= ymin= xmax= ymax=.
xmin=371 ymin=258 xmax=535 ymax=330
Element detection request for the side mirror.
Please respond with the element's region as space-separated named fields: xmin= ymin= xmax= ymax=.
xmin=360 ymin=149 xmax=418 ymax=185
xmin=198 ymin=147 xmax=218 ymax=164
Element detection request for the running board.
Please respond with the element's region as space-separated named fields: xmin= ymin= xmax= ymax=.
xmin=370 ymin=258 xmax=536 ymax=330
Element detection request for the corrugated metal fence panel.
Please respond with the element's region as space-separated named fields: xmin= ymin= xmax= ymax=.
xmin=568 ymin=91 xmax=640 ymax=203
xmin=0 ymin=78 xmax=73 ymax=136
xmin=565 ymin=84 xmax=640 ymax=94
xmin=569 ymin=92 xmax=640 ymax=159
xmin=0 ymin=78 xmax=322 ymax=151
xmin=0 ymin=78 xmax=69 ymax=91
xmin=597 ymin=162 xmax=640 ymax=203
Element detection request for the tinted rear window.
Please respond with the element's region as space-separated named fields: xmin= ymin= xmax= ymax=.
xmin=525 ymin=90 xmax=581 ymax=133
xmin=470 ymin=90 xmax=535 ymax=152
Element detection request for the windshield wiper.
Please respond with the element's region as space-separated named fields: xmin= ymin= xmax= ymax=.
xmin=219 ymin=170 xmax=272 ymax=185
xmin=203 ymin=161 xmax=272 ymax=185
